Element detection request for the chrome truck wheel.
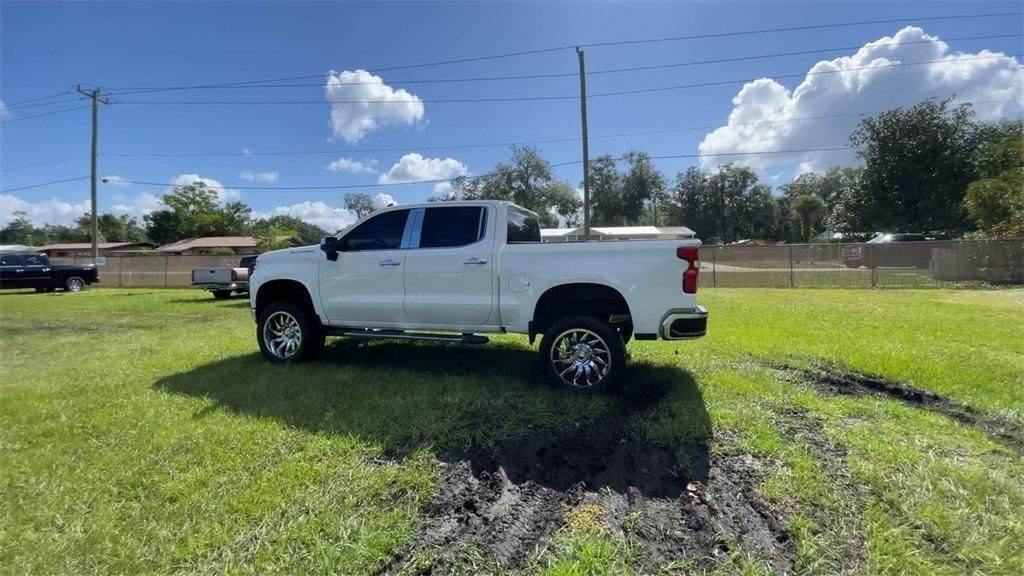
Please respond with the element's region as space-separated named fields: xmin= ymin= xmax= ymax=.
xmin=540 ymin=316 xmax=625 ymax=392
xmin=256 ymin=302 xmax=323 ymax=364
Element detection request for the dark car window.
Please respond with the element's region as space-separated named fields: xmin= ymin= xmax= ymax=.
xmin=239 ymin=256 xmax=257 ymax=268
xmin=0 ymin=254 xmax=25 ymax=266
xmin=24 ymin=254 xmax=48 ymax=266
xmin=507 ymin=208 xmax=541 ymax=243
xmin=342 ymin=209 xmax=410 ymax=251
xmin=419 ymin=206 xmax=485 ymax=248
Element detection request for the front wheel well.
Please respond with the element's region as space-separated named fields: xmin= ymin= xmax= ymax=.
xmin=531 ymin=283 xmax=631 ymax=337
xmin=255 ymin=280 xmax=318 ymax=323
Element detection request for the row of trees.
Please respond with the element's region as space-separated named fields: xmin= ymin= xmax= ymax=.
xmin=0 ymin=182 xmax=331 ymax=250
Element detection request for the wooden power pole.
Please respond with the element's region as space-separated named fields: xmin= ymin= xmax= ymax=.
xmin=75 ymin=85 xmax=109 ymax=264
xmin=577 ymin=47 xmax=590 ymax=239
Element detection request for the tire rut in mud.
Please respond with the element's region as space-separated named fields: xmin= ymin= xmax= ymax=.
xmin=381 ymin=380 xmax=794 ymax=574
xmin=771 ymin=361 xmax=1023 ymax=451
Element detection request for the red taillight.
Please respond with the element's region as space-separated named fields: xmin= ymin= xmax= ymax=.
xmin=676 ymin=247 xmax=699 ymax=294
xmin=230 ymin=269 xmax=238 ymax=282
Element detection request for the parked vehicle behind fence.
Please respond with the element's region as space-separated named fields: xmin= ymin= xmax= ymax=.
xmin=249 ymin=201 xmax=708 ymax=392
xmin=0 ymin=251 xmax=98 ymax=292
xmin=191 ymin=255 xmax=257 ymax=299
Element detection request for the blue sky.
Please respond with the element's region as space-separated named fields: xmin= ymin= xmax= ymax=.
xmin=1 ymin=1 xmax=1021 ymax=230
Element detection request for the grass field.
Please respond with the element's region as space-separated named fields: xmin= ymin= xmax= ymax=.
xmin=1 ymin=287 xmax=1022 ymax=575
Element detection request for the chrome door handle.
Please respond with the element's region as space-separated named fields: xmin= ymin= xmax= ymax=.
xmin=463 ymin=258 xmax=487 ymax=265
xmin=379 ymin=259 xmax=401 ymax=266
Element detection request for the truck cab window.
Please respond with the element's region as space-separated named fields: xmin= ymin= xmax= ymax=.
xmin=419 ymin=206 xmax=485 ymax=248
xmin=24 ymin=255 xmax=47 ymax=266
xmin=0 ymin=255 xmax=25 ymax=266
xmin=507 ymin=209 xmax=541 ymax=243
xmin=342 ymin=209 xmax=409 ymax=251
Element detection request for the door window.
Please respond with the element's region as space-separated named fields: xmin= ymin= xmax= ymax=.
xmin=24 ymin=254 xmax=47 ymax=266
xmin=419 ymin=206 xmax=485 ymax=248
xmin=0 ymin=254 xmax=25 ymax=266
xmin=341 ymin=209 xmax=409 ymax=251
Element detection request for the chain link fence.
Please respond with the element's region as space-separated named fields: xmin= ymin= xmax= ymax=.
xmin=54 ymin=239 xmax=1023 ymax=289
xmin=700 ymin=239 xmax=1023 ymax=288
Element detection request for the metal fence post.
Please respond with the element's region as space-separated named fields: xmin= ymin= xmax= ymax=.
xmin=712 ymin=246 xmax=718 ymax=287
xmin=788 ymin=245 xmax=795 ymax=288
xmin=953 ymin=241 xmax=959 ymax=284
xmin=164 ymin=256 xmax=169 ymax=287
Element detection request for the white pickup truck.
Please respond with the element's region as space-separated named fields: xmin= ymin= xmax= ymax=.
xmin=249 ymin=201 xmax=707 ymax=391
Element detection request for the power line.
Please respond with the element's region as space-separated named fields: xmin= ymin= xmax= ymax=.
xmin=2 ymin=97 xmax=83 ymax=111
xmin=100 ymin=99 xmax=1017 ymax=159
xmin=111 ymin=54 xmax=1020 ymax=106
xmin=0 ymin=176 xmax=90 ymax=194
xmin=90 ymin=11 xmax=1021 ymax=95
xmin=1 ymin=155 xmax=91 ymax=172
xmin=0 ymin=88 xmax=75 ymax=108
xmin=0 ymin=105 xmax=92 ymax=124
xmin=101 ymin=33 xmax=1022 ymax=94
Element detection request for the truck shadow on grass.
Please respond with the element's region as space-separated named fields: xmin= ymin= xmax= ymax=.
xmin=155 ymin=341 xmax=793 ymax=573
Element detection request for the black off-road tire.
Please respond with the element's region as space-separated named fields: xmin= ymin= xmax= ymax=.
xmin=64 ymin=276 xmax=86 ymax=292
xmin=256 ymin=302 xmax=324 ymax=364
xmin=212 ymin=290 xmax=232 ymax=299
xmin=539 ymin=315 xmax=626 ymax=393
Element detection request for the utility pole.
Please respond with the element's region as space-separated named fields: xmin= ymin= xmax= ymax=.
xmin=577 ymin=47 xmax=590 ymax=239
xmin=75 ymin=85 xmax=109 ymax=264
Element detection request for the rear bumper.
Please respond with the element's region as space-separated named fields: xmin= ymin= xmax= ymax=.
xmin=660 ymin=306 xmax=708 ymax=340
xmin=192 ymin=282 xmax=247 ymax=292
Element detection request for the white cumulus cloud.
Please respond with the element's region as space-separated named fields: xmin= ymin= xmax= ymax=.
xmin=0 ymin=194 xmax=90 ymax=226
xmin=260 ymin=201 xmax=357 ymax=233
xmin=373 ymin=193 xmax=397 ymax=208
xmin=433 ymin=181 xmax=453 ymax=195
xmin=110 ymin=193 xmax=164 ymax=219
xmin=378 ymin=153 xmax=468 ymax=184
xmin=170 ymin=173 xmax=241 ymax=202
xmin=698 ymin=27 xmax=1024 ymax=173
xmin=0 ymin=100 xmax=9 ymax=120
xmin=325 ymin=157 xmax=378 ymax=174
xmin=324 ymin=69 xmax=425 ymax=142
xmin=238 ymin=170 xmax=279 ymax=183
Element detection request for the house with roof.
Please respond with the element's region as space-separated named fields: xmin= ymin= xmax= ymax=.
xmin=155 ymin=236 xmax=301 ymax=255
xmin=36 ymin=242 xmax=156 ymax=258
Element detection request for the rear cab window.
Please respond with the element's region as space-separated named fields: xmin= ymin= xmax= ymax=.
xmin=418 ymin=206 xmax=486 ymax=248
xmin=507 ymin=208 xmax=541 ymax=243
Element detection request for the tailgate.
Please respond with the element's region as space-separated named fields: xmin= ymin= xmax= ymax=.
xmin=191 ymin=267 xmax=234 ymax=284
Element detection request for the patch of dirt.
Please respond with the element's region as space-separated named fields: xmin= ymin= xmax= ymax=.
xmin=381 ymin=382 xmax=794 ymax=574
xmin=773 ymin=362 xmax=1024 ymax=452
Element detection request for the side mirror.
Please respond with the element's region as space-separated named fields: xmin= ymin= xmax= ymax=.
xmin=320 ymin=236 xmax=339 ymax=261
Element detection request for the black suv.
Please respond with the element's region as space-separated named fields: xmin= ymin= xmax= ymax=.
xmin=0 ymin=251 xmax=99 ymax=292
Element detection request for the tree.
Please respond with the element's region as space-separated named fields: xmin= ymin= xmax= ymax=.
xmin=664 ymin=164 xmax=776 ymax=243
xmin=0 ymin=212 xmax=37 ymax=245
xmin=963 ymin=137 xmax=1024 ymax=237
xmin=144 ymin=181 xmax=251 ymax=244
xmin=791 ymin=194 xmax=827 ymax=241
xmin=835 ymin=98 xmax=984 ymax=233
xmin=447 ymin=146 xmax=580 ymax=226
xmin=587 ymin=154 xmax=623 ymax=226
xmin=343 ymin=193 xmax=376 ymax=219
xmin=74 ymin=213 xmax=147 ymax=243
xmin=621 ymin=151 xmax=665 ymax=225
xmin=252 ymin=215 xmax=330 ymax=244
xmin=253 ymin=225 xmax=300 ymax=251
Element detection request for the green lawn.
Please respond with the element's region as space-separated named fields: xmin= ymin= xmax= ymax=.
xmin=1 ymin=288 xmax=1022 ymax=575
